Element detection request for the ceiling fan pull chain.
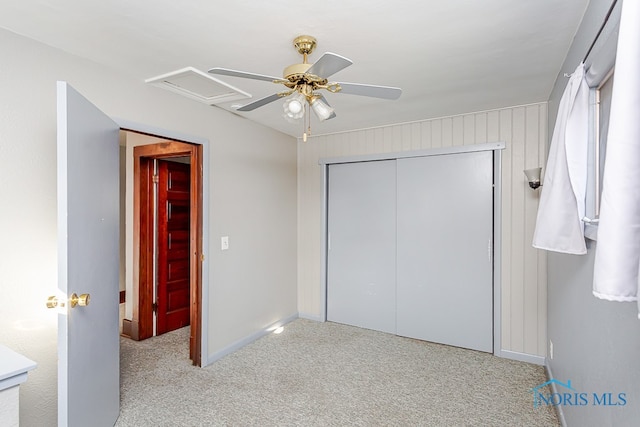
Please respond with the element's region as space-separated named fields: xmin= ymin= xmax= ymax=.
xmin=303 ymin=104 xmax=312 ymax=142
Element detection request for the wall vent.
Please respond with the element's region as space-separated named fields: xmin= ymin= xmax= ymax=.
xmin=145 ymin=67 xmax=251 ymax=105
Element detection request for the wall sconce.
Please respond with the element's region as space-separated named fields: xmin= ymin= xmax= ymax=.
xmin=524 ymin=167 xmax=542 ymax=189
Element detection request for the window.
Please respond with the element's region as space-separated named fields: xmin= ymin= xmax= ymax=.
xmin=584 ymin=69 xmax=614 ymax=240
xmin=595 ymin=70 xmax=613 ymax=217
xmin=582 ymin=1 xmax=621 ymax=240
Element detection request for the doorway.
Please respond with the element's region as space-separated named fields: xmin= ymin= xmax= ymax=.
xmin=56 ymin=83 xmax=210 ymax=425
xmin=121 ymin=131 xmax=204 ymax=366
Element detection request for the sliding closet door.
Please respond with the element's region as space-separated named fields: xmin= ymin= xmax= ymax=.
xmin=396 ymin=151 xmax=493 ymax=352
xmin=327 ymin=160 xmax=397 ymax=334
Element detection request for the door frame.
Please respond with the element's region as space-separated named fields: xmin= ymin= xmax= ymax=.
xmin=116 ymin=119 xmax=209 ymax=367
xmin=135 ymin=141 xmax=202 ymax=365
xmin=319 ymin=142 xmax=504 ymax=356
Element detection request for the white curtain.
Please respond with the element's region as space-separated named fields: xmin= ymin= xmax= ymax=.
xmin=532 ymin=63 xmax=589 ymax=254
xmin=593 ymin=0 xmax=640 ymax=312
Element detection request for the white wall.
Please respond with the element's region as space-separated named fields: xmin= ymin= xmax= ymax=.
xmin=297 ymin=103 xmax=548 ymax=358
xmin=0 ymin=29 xmax=297 ymax=426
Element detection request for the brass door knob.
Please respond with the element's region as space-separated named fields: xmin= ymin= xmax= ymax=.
xmin=46 ymin=295 xmax=62 ymax=309
xmin=46 ymin=293 xmax=90 ymax=309
xmin=70 ymin=293 xmax=90 ymax=308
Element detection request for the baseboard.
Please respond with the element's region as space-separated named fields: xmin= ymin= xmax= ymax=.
xmin=206 ymin=313 xmax=299 ymax=365
xmin=121 ymin=319 xmax=132 ymax=338
xmin=497 ymin=349 xmax=546 ymax=366
xmin=122 ymin=318 xmax=140 ymax=340
xmin=544 ymin=362 xmax=568 ymax=427
xmin=121 ymin=318 xmax=140 ymax=341
xmin=297 ymin=312 xmax=324 ymax=322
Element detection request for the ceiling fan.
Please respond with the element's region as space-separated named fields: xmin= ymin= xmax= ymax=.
xmin=208 ymin=35 xmax=402 ymax=140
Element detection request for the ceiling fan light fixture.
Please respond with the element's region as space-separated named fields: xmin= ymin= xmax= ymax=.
xmin=283 ymin=92 xmax=306 ymax=120
xmin=207 ymin=34 xmax=402 ymax=135
xmin=310 ymin=97 xmax=334 ymax=122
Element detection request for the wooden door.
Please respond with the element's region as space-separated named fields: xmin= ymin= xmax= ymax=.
xmin=156 ymin=160 xmax=191 ymax=334
xmin=57 ymin=81 xmax=120 ymax=426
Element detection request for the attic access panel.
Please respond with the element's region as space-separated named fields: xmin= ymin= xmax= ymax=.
xmin=145 ymin=66 xmax=251 ymax=105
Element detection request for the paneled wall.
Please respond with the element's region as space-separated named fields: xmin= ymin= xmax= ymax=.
xmin=298 ymin=102 xmax=548 ymax=357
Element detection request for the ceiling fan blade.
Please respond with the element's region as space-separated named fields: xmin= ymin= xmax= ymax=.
xmin=307 ymin=52 xmax=353 ymax=78
xmin=336 ymin=82 xmax=402 ymax=100
xmin=208 ymin=67 xmax=281 ymax=83
xmin=236 ymin=93 xmax=282 ymax=111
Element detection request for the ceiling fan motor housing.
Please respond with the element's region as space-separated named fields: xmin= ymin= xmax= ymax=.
xmin=283 ymin=63 xmax=312 ymax=80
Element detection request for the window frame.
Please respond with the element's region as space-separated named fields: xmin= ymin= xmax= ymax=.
xmin=582 ymin=2 xmax=621 ymax=241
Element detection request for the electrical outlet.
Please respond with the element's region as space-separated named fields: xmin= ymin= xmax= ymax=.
xmin=549 ymin=340 xmax=554 ymax=360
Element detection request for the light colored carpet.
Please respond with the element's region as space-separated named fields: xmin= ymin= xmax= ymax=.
xmin=116 ymin=319 xmax=559 ymax=426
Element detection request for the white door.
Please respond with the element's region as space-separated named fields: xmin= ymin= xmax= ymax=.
xmin=57 ymin=82 xmax=120 ymax=426
xmin=327 ymin=160 xmax=397 ymax=334
xmin=396 ymin=151 xmax=493 ymax=352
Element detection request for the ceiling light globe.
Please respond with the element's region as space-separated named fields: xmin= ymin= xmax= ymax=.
xmin=283 ymin=92 xmax=307 ymax=120
xmin=310 ymin=97 xmax=334 ymax=122
xmin=288 ymin=100 xmax=303 ymax=114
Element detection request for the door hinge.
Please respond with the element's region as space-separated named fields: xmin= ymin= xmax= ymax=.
xmin=152 ymin=174 xmax=159 ymax=184
xmin=152 ymin=302 xmax=158 ymax=313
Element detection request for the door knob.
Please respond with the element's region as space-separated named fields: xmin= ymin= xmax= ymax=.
xmin=46 ymin=295 xmax=63 ymax=309
xmin=46 ymin=293 xmax=90 ymax=309
xmin=70 ymin=293 xmax=90 ymax=308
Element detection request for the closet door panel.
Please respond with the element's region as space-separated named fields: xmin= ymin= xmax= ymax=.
xmin=327 ymin=160 xmax=397 ymax=334
xmin=396 ymin=151 xmax=493 ymax=352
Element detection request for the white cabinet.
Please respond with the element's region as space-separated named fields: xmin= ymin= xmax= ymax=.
xmin=0 ymin=345 xmax=37 ymax=427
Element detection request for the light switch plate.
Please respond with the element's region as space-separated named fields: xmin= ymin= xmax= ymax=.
xmin=221 ymin=236 xmax=229 ymax=251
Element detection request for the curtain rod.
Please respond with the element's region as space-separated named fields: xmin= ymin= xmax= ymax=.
xmin=582 ymin=0 xmax=619 ymax=63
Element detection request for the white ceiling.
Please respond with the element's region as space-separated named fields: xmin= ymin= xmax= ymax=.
xmin=0 ymin=0 xmax=589 ymax=138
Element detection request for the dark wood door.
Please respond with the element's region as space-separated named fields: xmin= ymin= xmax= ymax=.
xmin=156 ymin=159 xmax=191 ymax=335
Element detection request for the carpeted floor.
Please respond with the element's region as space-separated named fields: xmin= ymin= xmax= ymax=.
xmin=115 ymin=319 xmax=560 ymax=426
